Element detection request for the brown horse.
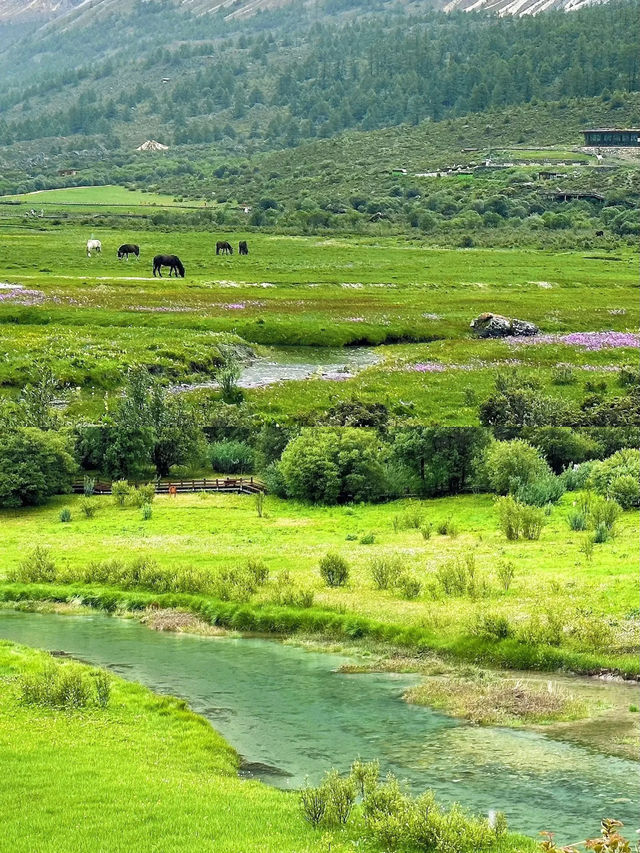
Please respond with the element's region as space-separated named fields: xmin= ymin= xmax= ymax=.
xmin=216 ymin=241 xmax=233 ymax=255
xmin=239 ymin=241 xmax=249 ymax=255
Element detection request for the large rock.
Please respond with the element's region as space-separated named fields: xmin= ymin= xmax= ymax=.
xmin=510 ymin=318 xmax=539 ymax=337
xmin=470 ymin=313 xmax=539 ymax=338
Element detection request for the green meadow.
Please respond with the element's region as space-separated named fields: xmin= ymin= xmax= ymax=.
xmin=0 ymin=221 xmax=636 ymax=423
xmin=2 ymin=491 xmax=637 ymax=675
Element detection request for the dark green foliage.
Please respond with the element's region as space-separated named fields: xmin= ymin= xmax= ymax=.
xmin=0 ymin=428 xmax=76 ymax=507
xmin=514 ymin=474 xmax=565 ymax=506
xmin=279 ymin=428 xmax=387 ymax=504
xmin=525 ymin=427 xmax=602 ymax=474
xmin=483 ymin=439 xmax=552 ymax=496
xmin=391 ymin=427 xmax=490 ymax=496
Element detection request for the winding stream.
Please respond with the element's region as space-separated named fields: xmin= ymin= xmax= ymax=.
xmin=171 ymin=346 xmax=379 ymax=391
xmin=1 ymin=609 xmax=637 ymax=843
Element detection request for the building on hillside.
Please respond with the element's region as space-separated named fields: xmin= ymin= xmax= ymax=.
xmin=135 ymin=140 xmax=169 ymax=152
xmin=582 ymin=128 xmax=640 ymax=146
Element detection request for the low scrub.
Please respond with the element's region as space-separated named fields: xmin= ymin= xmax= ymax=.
xmin=319 ymin=553 xmax=349 ymax=587
xmin=19 ymin=659 xmax=111 ymax=710
xmin=495 ymin=496 xmax=545 ymax=541
xmin=300 ymin=760 xmax=506 ymax=851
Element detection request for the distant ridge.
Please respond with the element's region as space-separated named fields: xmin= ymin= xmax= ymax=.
xmin=443 ymin=0 xmax=605 ymax=13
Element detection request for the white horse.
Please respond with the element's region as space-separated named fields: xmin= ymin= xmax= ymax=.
xmin=86 ymin=239 xmax=102 ymax=257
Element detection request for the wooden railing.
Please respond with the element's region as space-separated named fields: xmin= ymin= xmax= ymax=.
xmin=72 ymin=477 xmax=266 ymax=496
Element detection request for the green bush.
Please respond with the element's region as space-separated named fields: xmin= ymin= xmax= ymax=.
xmin=111 ymin=480 xmax=131 ymax=506
xmin=319 ymin=553 xmax=349 ymax=587
xmin=369 ymin=555 xmax=403 ymax=590
xmin=560 ymin=461 xmax=596 ymax=491
xmin=80 ymin=498 xmax=95 ymax=518
xmin=0 ymin=427 xmax=77 ymax=508
xmin=359 ymin=532 xmax=375 ymax=545
xmin=8 ymin=545 xmax=57 ymax=583
xmin=515 ymin=473 xmax=565 ymax=506
xmin=396 ymin=573 xmax=422 ymax=600
xmin=588 ymin=449 xmax=640 ymax=507
xmin=19 ymin=659 xmax=110 ymax=710
xmin=474 ymin=612 xmax=513 ymax=640
xmin=129 ymin=483 xmax=156 ymax=507
xmin=279 ymin=428 xmax=387 ymax=504
xmin=59 ymin=507 xmax=72 ymax=523
xmin=141 ymin=502 xmax=153 ymax=520
xmin=496 ymin=559 xmax=516 ymax=591
xmin=496 ymin=496 xmax=545 ymax=541
xmin=210 ymin=440 xmax=254 ymax=474
xmin=483 ymin=439 xmax=552 ymax=495
xmin=567 ymin=509 xmax=587 ymax=531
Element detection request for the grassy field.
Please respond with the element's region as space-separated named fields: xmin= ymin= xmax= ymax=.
xmin=0 ymin=185 xmax=206 ymax=209
xmin=2 ymin=491 xmax=636 ymax=674
xmin=0 ymin=224 xmax=636 ymax=422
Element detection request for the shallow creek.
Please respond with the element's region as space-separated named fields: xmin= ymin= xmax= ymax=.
xmin=171 ymin=345 xmax=379 ymax=391
xmin=1 ymin=609 xmax=637 ymax=842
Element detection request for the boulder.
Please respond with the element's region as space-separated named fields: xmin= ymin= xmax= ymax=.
xmin=510 ymin=318 xmax=539 ymax=337
xmin=470 ymin=313 xmax=512 ymax=338
xmin=470 ymin=313 xmax=539 ymax=338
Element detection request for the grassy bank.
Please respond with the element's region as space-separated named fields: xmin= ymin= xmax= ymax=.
xmin=1 ymin=491 xmax=636 ymax=676
xmin=0 ymin=640 xmax=346 ymax=852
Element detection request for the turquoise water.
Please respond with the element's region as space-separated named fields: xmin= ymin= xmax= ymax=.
xmin=1 ymin=609 xmax=637 ymax=842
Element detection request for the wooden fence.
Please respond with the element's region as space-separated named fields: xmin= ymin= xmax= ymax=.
xmin=73 ymin=477 xmax=266 ymax=496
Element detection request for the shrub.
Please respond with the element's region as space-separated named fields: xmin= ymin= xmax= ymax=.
xmin=129 ymin=483 xmax=156 ymax=507
xmin=359 ymin=532 xmax=375 ymax=545
xmin=551 ymin=364 xmax=576 ymax=385
xmin=300 ymin=784 xmax=327 ymax=828
xmin=519 ymin=504 xmax=545 ymax=540
xmin=279 ymin=429 xmax=387 ymax=504
xmin=19 ymin=660 xmax=109 ymax=710
xmin=210 ymin=440 xmax=254 ymax=474
xmin=396 ymin=573 xmax=422 ymax=600
xmin=83 ymin=476 xmax=95 ymax=497
xmin=111 ymin=480 xmax=131 ymax=506
xmin=80 ymin=498 xmax=95 ymax=518
xmin=59 ymin=507 xmax=72 ymax=523
xmin=495 ymin=496 xmax=521 ymax=541
xmin=420 ymin=522 xmax=432 ymax=540
xmin=319 ymin=553 xmax=349 ymax=587
xmin=141 ymin=502 xmax=153 ymax=520
xmin=321 ymin=770 xmax=356 ymax=826
xmin=0 ymin=427 xmax=77 ymax=507
xmin=607 ymin=475 xmax=639 ymax=510
xmin=474 ymin=612 xmax=513 ymax=640
xmin=592 ymin=521 xmax=613 ymax=544
xmin=245 ymin=558 xmax=269 ymax=585
xmin=495 ymin=496 xmax=545 ymax=541
xmin=369 ymin=555 xmax=403 ymax=590
xmin=8 ymin=545 xmax=57 ymax=583
xmin=560 ymin=461 xmax=595 ymax=491
xmin=587 ymin=495 xmax=621 ymax=534
xmin=484 ymin=439 xmax=552 ymax=495
xmin=497 ymin=559 xmax=516 ymax=591
xmin=437 ymin=517 xmax=458 ymax=536
xmin=588 ymin=449 xmax=640 ymax=506
xmin=515 ymin=474 xmax=565 ymax=506
xmin=567 ymin=509 xmax=587 ymax=531
xmin=255 ymin=491 xmax=265 ymax=518
xmin=434 ymin=554 xmax=486 ymax=598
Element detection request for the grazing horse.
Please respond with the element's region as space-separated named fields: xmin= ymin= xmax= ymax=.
xmin=86 ymin=239 xmax=101 ymax=257
xmin=118 ymin=243 xmax=140 ymax=260
xmin=238 ymin=241 xmax=249 ymax=255
xmin=153 ymin=254 xmax=185 ymax=278
xmin=216 ymin=241 xmax=233 ymax=255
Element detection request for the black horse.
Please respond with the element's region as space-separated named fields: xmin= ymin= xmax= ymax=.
xmin=238 ymin=241 xmax=249 ymax=255
xmin=216 ymin=241 xmax=233 ymax=255
xmin=118 ymin=243 xmax=140 ymax=260
xmin=153 ymin=254 xmax=185 ymax=277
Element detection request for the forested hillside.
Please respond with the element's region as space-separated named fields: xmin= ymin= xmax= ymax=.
xmin=0 ymin=0 xmax=637 ymax=155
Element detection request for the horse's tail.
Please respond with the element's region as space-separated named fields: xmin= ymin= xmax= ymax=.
xmin=175 ymin=257 xmax=185 ymax=277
